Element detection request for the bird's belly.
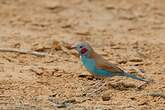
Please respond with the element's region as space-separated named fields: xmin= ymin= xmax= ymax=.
xmin=94 ymin=69 xmax=113 ymax=77
xmin=81 ymin=57 xmax=96 ymax=73
xmin=81 ymin=57 xmax=113 ymax=77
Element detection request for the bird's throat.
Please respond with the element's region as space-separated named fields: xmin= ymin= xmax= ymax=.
xmin=81 ymin=48 xmax=88 ymax=54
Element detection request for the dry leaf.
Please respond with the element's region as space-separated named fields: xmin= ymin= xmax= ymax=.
xmin=52 ymin=40 xmax=62 ymax=50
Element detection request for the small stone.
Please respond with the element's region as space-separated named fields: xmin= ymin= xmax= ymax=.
xmin=130 ymin=97 xmax=136 ymax=100
xmin=30 ymin=68 xmax=43 ymax=75
xmin=44 ymin=2 xmax=65 ymax=11
xmin=75 ymin=30 xmax=90 ymax=35
xmin=118 ymin=60 xmax=127 ymax=64
xmin=105 ymin=5 xmax=115 ymax=10
xmin=78 ymin=73 xmax=86 ymax=78
xmin=52 ymin=40 xmax=62 ymax=50
xmin=129 ymin=58 xmax=143 ymax=62
xmin=102 ymin=95 xmax=111 ymax=101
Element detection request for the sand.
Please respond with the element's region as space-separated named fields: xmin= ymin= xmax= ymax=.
xmin=0 ymin=0 xmax=165 ymax=109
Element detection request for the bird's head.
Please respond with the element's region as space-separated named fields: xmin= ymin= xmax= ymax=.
xmin=71 ymin=41 xmax=93 ymax=57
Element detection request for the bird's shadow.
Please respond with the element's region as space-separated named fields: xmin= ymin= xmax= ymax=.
xmin=78 ymin=74 xmax=154 ymax=97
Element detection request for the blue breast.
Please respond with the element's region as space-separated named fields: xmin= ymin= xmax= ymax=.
xmin=81 ymin=56 xmax=113 ymax=77
xmin=81 ymin=56 xmax=96 ymax=72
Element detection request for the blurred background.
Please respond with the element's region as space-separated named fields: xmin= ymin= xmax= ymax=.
xmin=0 ymin=0 xmax=165 ymax=109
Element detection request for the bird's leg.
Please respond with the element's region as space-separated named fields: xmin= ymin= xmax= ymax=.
xmin=87 ymin=77 xmax=107 ymax=97
xmin=91 ymin=75 xmax=107 ymax=88
xmin=78 ymin=65 xmax=92 ymax=78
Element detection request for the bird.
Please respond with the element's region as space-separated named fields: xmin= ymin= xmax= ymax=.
xmin=71 ymin=41 xmax=147 ymax=82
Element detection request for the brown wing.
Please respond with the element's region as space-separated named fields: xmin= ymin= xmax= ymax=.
xmin=97 ymin=62 xmax=124 ymax=75
xmin=90 ymin=50 xmax=124 ymax=75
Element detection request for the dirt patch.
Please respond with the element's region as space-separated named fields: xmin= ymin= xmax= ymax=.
xmin=0 ymin=0 xmax=165 ymax=109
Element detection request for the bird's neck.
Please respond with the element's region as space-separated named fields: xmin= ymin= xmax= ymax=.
xmin=81 ymin=53 xmax=90 ymax=58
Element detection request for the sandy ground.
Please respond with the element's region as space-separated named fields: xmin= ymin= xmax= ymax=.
xmin=0 ymin=0 xmax=165 ymax=109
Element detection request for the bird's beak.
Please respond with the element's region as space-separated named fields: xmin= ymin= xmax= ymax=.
xmin=70 ymin=44 xmax=76 ymax=49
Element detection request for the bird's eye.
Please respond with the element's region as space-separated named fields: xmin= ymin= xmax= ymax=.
xmin=79 ymin=46 xmax=83 ymax=48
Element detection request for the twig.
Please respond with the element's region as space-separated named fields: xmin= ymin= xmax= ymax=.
xmin=148 ymin=92 xmax=165 ymax=99
xmin=0 ymin=48 xmax=48 ymax=57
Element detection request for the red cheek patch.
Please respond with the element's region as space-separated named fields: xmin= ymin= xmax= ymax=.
xmin=81 ymin=48 xmax=88 ymax=54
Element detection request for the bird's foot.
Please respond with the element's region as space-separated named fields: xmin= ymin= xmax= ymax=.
xmin=87 ymin=80 xmax=106 ymax=97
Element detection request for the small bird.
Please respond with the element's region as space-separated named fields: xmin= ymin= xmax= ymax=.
xmin=71 ymin=41 xmax=147 ymax=82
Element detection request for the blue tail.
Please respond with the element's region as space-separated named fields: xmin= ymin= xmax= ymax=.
xmin=123 ymin=72 xmax=147 ymax=82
